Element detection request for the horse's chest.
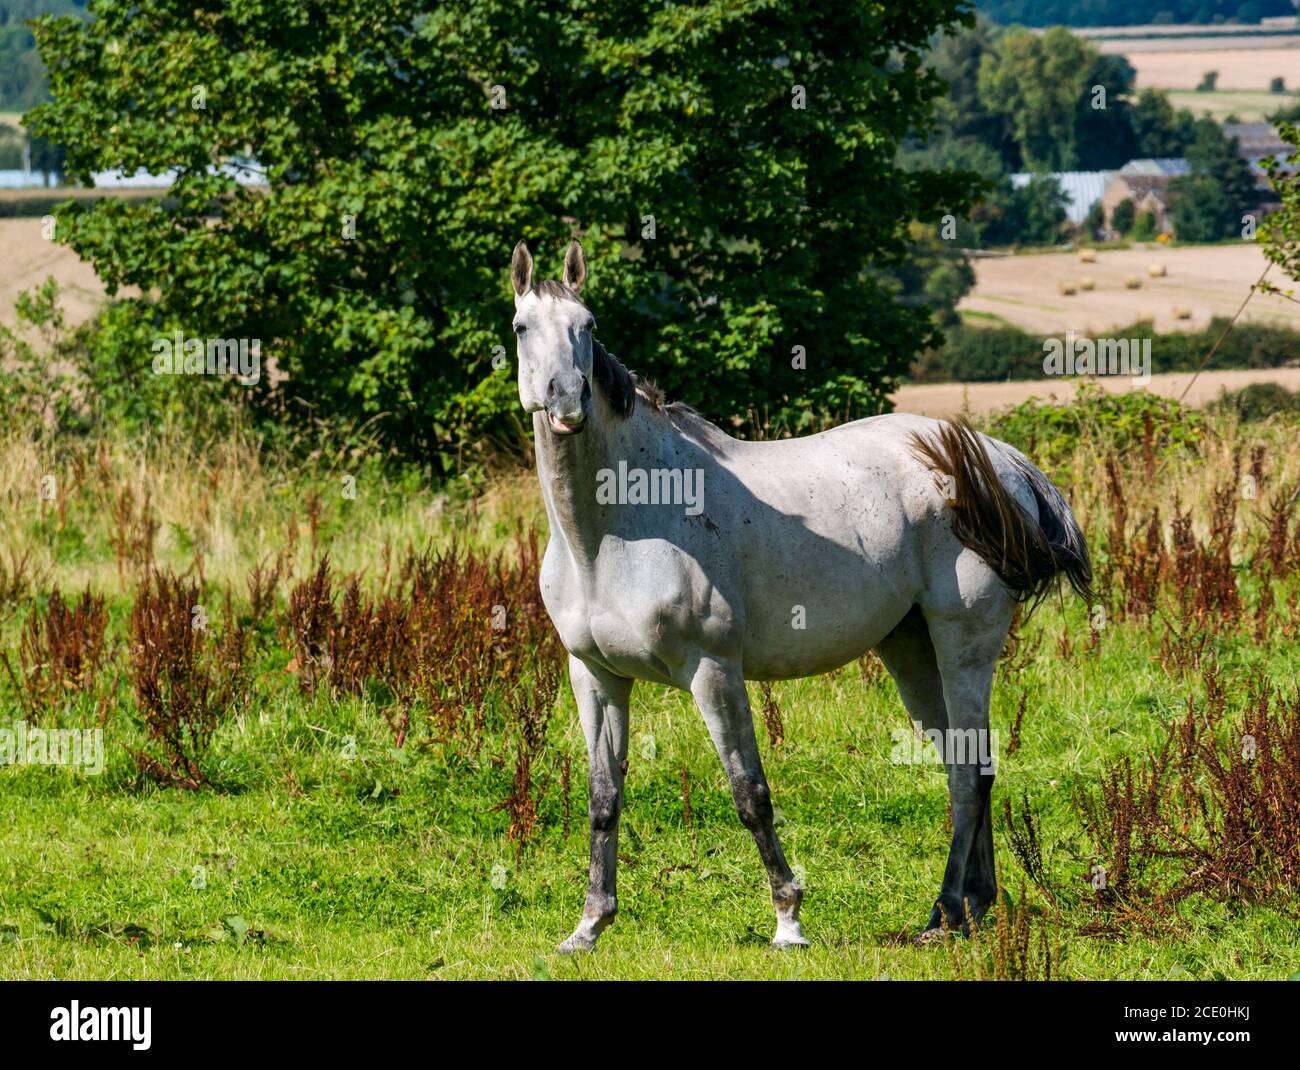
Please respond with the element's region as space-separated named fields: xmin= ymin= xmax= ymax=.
xmin=539 ymin=540 xmax=707 ymax=677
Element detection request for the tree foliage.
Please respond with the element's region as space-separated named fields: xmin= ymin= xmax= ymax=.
xmin=976 ymin=27 xmax=1136 ymax=172
xmin=1170 ymin=123 xmax=1257 ymax=241
xmin=1260 ymin=120 xmax=1300 ymax=285
xmin=27 ymin=0 xmax=981 ymax=465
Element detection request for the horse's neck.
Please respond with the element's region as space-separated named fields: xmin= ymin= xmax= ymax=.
xmin=534 ymin=398 xmax=665 ymax=566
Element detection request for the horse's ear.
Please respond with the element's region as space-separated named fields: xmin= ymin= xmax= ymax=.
xmin=562 ymin=240 xmax=587 ymax=294
xmin=511 ymin=240 xmax=533 ymax=296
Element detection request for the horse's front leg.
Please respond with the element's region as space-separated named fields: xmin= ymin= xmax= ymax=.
xmin=690 ymin=656 xmax=808 ymax=948
xmin=558 ymin=654 xmax=633 ymax=953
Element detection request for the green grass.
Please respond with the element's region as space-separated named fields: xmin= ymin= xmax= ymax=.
xmin=957 ymin=309 xmax=1011 ymax=327
xmin=1164 ymin=89 xmax=1295 ymax=123
xmin=2 ymin=594 xmax=1297 ymax=980
xmin=1 ymin=409 xmax=1298 ymax=980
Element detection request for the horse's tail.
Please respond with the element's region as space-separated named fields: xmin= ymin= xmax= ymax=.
xmin=909 ymin=418 xmax=1092 ymax=612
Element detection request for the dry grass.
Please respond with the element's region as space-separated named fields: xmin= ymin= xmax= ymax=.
xmin=0 ymin=415 xmax=546 ymax=596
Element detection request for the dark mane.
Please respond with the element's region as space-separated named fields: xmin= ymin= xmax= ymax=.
xmin=592 ymin=339 xmax=637 ymax=419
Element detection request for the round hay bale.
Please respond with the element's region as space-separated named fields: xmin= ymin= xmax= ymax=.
xmin=1173 ymin=306 xmax=1192 ymax=320
xmin=1124 ymin=275 xmax=1143 ymax=289
xmin=1135 ymin=309 xmax=1155 ymax=325
xmin=1079 ymin=249 xmax=1097 ymax=263
xmin=1148 ymin=263 xmax=1167 ymax=278
xmin=1057 ymin=280 xmax=1077 ymax=296
xmin=1079 ymin=277 xmax=1096 ymax=290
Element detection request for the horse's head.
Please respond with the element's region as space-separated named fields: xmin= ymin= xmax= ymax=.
xmin=510 ymin=239 xmax=595 ymax=435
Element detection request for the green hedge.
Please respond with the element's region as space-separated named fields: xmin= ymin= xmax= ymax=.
xmin=915 ymin=318 xmax=1300 ymax=383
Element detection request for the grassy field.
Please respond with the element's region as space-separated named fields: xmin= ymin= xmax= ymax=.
xmin=1164 ymin=89 xmax=1296 ymax=123
xmin=1 ymin=398 xmax=1298 ymax=980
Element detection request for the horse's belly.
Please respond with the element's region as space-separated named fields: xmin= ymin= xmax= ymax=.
xmin=736 ymin=518 xmax=921 ymax=678
xmin=741 ymin=584 xmax=914 ymax=679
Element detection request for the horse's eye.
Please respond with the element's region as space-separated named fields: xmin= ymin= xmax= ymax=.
xmin=514 ymin=323 xmax=527 ymax=336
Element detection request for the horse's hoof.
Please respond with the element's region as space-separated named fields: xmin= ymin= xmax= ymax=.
xmin=772 ymin=935 xmax=811 ymax=949
xmin=772 ymin=920 xmax=810 ymax=949
xmin=557 ymin=931 xmax=598 ymax=954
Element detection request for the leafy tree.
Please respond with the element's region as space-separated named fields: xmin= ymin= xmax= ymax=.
xmin=1262 ymin=120 xmax=1300 ymax=284
xmin=28 ymin=1 xmax=982 ymax=464
xmin=1169 ymin=121 xmax=1257 ymax=241
xmin=887 ymin=222 xmax=975 ymax=328
xmin=1131 ymin=208 xmax=1157 ymax=241
xmin=1013 ymin=174 xmax=1069 ymax=243
xmin=1129 ymin=88 xmax=1199 ymax=158
xmin=1112 ymin=197 xmax=1136 ymax=235
xmin=976 ymin=27 xmax=1135 ymax=171
xmin=1170 ymin=176 xmax=1233 ymax=242
xmin=925 ymin=18 xmax=1006 ymax=153
xmin=981 ymin=174 xmax=1067 ymax=246
xmin=26 ymin=131 xmax=63 ymax=181
xmin=897 ymin=136 xmax=1001 ymax=246
xmin=1072 ymin=53 xmax=1138 ymax=170
xmin=1083 ymin=198 xmax=1104 ymax=237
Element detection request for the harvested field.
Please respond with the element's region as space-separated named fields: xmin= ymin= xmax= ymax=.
xmin=893 ymin=367 xmax=1300 ymax=419
xmin=958 ymin=242 xmax=1300 ymax=336
xmin=0 ymin=216 xmax=111 ymax=328
xmin=1119 ymin=45 xmax=1300 ymax=90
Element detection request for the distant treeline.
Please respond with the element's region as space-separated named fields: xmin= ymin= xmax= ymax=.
xmin=893 ymin=19 xmax=1263 ymax=327
xmin=914 ymin=316 xmax=1300 ymax=382
xmin=976 ymin=1 xmax=1295 ymax=27
xmin=0 ymin=1 xmax=87 ymax=111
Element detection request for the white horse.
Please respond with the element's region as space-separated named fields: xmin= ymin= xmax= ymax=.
xmin=510 ymin=240 xmax=1090 ymax=951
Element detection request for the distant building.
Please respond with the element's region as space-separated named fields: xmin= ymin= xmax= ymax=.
xmin=1223 ymin=121 xmax=1294 ymax=214
xmin=1115 ymin=158 xmax=1191 ymax=179
xmin=1002 ymin=139 xmax=1295 ymax=241
xmin=1222 ymin=122 xmax=1291 ymax=169
xmin=1008 ymin=170 xmax=1115 ymax=226
xmin=0 ymin=158 xmax=265 ymax=191
xmin=1100 ymin=160 xmax=1192 ymax=236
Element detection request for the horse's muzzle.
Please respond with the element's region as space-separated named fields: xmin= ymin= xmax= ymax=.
xmin=545 ymin=375 xmax=590 ymax=435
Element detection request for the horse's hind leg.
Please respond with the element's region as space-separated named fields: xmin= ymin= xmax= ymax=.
xmin=919 ymin=605 xmax=1008 ymax=935
xmin=875 ymin=605 xmax=948 ymax=742
xmin=879 ymin=608 xmax=1001 ymax=935
xmin=690 ymin=656 xmax=807 ymax=948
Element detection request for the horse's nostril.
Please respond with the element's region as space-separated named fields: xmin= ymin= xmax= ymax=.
xmin=546 ymin=377 xmax=559 ymax=400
